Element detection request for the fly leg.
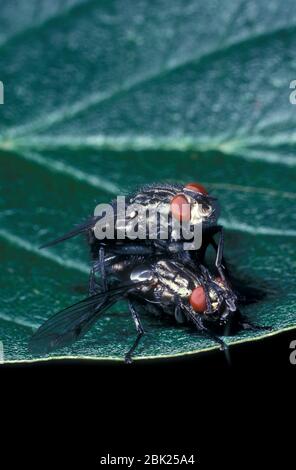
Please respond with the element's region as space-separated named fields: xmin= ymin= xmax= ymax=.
xmin=208 ymin=227 xmax=231 ymax=285
xmin=125 ymin=299 xmax=145 ymax=364
xmin=199 ymin=324 xmax=227 ymax=351
xmin=191 ymin=311 xmax=232 ymax=365
xmin=89 ymin=263 xmax=99 ymax=295
xmin=213 ymin=226 xmax=228 ymax=283
xmin=89 ymin=246 xmax=107 ymax=295
xmin=209 ymin=232 xmax=239 ymax=312
xmin=198 ymin=265 xmax=214 ymax=313
xmin=187 ymin=310 xmax=227 ymax=350
xmin=201 ymin=225 xmax=228 ymax=277
xmin=99 ymin=246 xmax=107 ymax=292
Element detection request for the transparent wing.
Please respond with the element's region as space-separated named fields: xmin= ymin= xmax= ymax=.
xmin=39 ymin=216 xmax=97 ymax=249
xmin=29 ymin=282 xmax=144 ymax=354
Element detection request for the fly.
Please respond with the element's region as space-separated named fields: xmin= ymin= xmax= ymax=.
xmin=29 ymin=259 xmax=266 ymax=363
xmin=39 ymin=182 xmax=227 ymax=294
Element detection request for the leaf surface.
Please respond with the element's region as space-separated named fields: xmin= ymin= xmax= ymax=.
xmin=0 ymin=0 xmax=295 ymax=362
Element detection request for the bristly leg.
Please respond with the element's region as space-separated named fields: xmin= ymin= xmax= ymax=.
xmin=124 ymin=299 xmax=145 ymax=364
xmin=213 ymin=226 xmax=228 ymax=284
xmin=89 ymin=247 xmax=109 ymax=295
xmin=99 ymin=246 xmax=107 ymax=291
xmin=185 ymin=306 xmax=227 ymax=350
xmin=201 ymin=327 xmax=227 ymax=351
xmin=89 ymin=264 xmax=98 ymax=295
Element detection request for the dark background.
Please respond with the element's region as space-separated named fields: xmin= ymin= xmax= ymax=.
xmin=2 ymin=328 xmax=294 ymax=468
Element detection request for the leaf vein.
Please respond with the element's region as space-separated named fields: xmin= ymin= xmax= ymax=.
xmin=5 ymin=22 xmax=296 ymax=138
xmin=0 ymin=229 xmax=89 ymax=274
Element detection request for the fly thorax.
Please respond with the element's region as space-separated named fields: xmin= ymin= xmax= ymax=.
xmin=130 ymin=266 xmax=156 ymax=292
xmin=155 ymin=262 xmax=192 ymax=300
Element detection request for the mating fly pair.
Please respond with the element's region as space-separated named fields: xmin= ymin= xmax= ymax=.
xmin=30 ymin=182 xmax=257 ymax=362
xmin=41 ymin=182 xmax=226 ymax=291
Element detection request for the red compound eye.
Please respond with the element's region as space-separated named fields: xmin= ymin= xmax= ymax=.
xmin=185 ymin=182 xmax=208 ymax=195
xmin=170 ymin=194 xmax=191 ymax=222
xmin=189 ymin=286 xmax=207 ymax=313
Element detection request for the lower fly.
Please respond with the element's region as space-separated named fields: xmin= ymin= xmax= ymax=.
xmin=29 ymin=259 xmax=267 ymax=363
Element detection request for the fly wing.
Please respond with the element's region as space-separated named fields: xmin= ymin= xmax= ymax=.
xmin=29 ymin=293 xmax=113 ymax=354
xmin=39 ymin=216 xmax=98 ymax=249
xmin=39 ymin=197 xmax=127 ymax=249
xmin=29 ymin=282 xmax=145 ymax=355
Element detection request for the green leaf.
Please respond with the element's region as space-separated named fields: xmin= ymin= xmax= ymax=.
xmin=0 ymin=0 xmax=295 ymax=363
